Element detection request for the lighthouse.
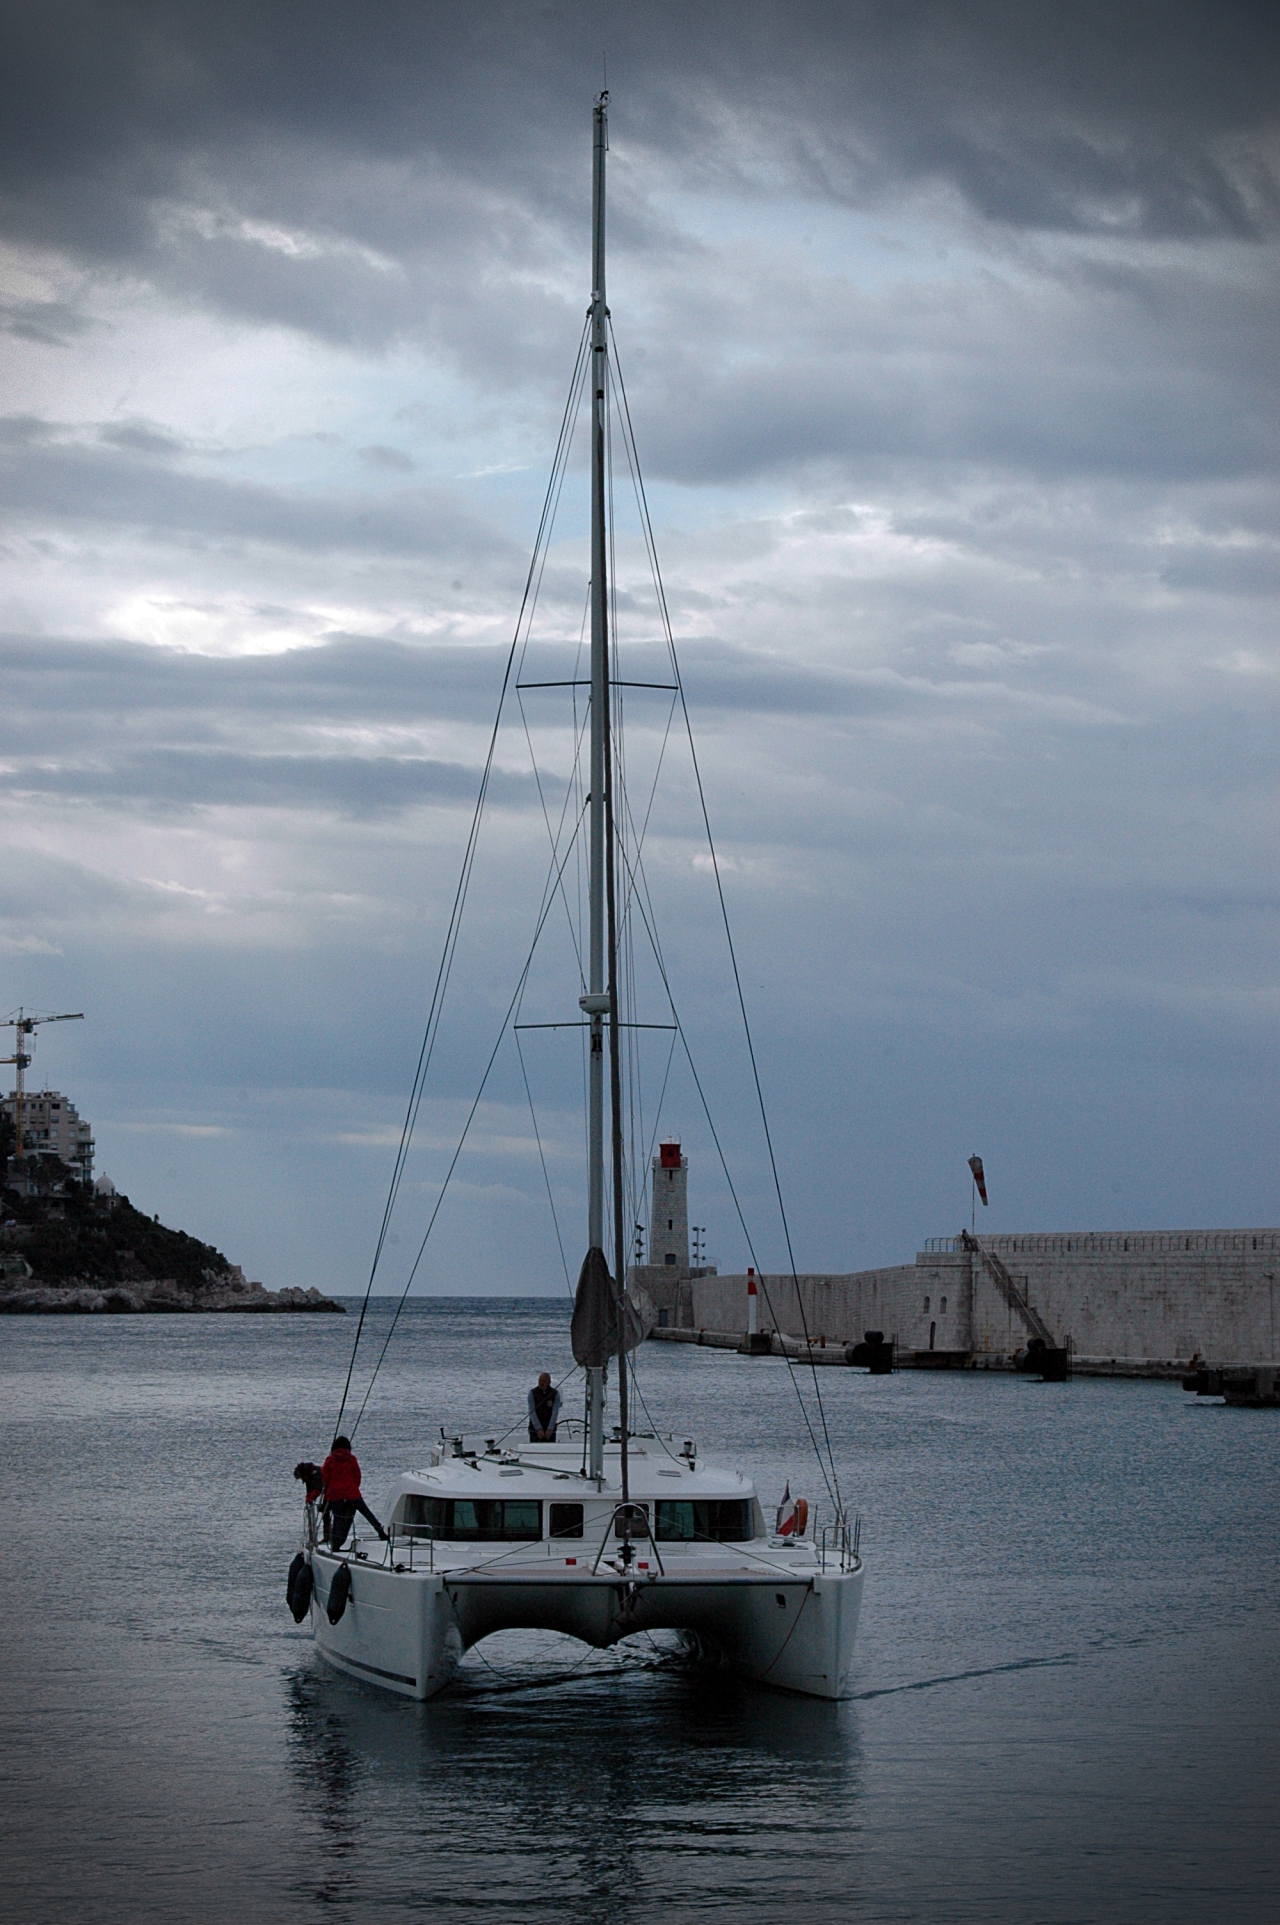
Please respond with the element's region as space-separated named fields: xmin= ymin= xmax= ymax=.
xmin=649 ymin=1141 xmax=688 ymax=1268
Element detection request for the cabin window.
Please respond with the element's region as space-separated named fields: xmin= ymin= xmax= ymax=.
xmin=549 ymin=1502 xmax=583 ymax=1539
xmin=395 ymin=1496 xmax=541 ymax=1541
xmin=654 ymin=1499 xmax=754 ymax=1542
xmin=613 ymin=1503 xmax=650 ymax=1539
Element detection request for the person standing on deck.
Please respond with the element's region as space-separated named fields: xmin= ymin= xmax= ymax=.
xmin=321 ymin=1435 xmax=386 ymax=1548
xmin=528 ymin=1373 xmax=562 ymax=1442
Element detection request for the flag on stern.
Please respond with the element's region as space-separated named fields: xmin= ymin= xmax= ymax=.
xmin=968 ymin=1154 xmax=988 ymax=1206
xmin=775 ymin=1485 xmax=809 ymax=1537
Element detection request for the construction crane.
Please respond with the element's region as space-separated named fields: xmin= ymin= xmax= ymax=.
xmin=1 ymin=1008 xmax=85 ymax=1159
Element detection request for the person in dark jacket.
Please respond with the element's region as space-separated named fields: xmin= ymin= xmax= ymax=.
xmin=528 ymin=1373 xmax=562 ymax=1442
xmin=321 ymin=1435 xmax=386 ymax=1549
xmin=293 ymin=1460 xmax=325 ymax=1505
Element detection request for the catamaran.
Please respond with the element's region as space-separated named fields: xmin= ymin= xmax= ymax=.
xmin=291 ymin=94 xmax=865 ymax=1701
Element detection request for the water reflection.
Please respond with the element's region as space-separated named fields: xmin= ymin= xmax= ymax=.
xmin=285 ymin=1634 xmax=863 ymax=1921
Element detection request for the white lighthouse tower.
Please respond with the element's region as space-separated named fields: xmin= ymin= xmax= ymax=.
xmin=649 ymin=1141 xmax=688 ymax=1269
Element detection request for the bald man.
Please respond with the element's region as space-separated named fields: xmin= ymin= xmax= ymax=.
xmin=528 ymin=1372 xmax=562 ymax=1442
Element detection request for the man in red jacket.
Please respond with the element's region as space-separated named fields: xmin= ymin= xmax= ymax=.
xmin=321 ymin=1436 xmax=386 ymax=1549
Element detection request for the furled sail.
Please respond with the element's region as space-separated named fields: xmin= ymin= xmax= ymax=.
xmin=571 ymin=1245 xmax=650 ymax=1367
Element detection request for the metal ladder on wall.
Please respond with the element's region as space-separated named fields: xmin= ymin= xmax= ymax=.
xmin=960 ymin=1230 xmax=1056 ymax=1346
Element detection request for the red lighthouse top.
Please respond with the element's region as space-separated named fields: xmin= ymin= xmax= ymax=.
xmin=658 ymin=1142 xmax=682 ymax=1169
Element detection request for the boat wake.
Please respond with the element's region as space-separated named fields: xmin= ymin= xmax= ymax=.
xmin=851 ymin=1651 xmax=1077 ymax=1700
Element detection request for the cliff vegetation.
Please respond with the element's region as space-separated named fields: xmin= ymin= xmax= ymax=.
xmin=0 ymin=1136 xmax=342 ymax=1313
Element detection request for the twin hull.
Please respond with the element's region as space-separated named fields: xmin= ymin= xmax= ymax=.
xmin=309 ymin=1551 xmax=864 ymax=1701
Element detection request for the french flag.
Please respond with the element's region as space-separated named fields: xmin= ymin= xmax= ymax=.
xmin=776 ymin=1484 xmax=797 ymax=1536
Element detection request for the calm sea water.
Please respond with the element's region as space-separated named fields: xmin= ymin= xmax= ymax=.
xmin=3 ymin=1297 xmax=1278 ymax=1924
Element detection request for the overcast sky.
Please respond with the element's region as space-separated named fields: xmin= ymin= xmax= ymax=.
xmin=1 ymin=1 xmax=1277 ymax=1295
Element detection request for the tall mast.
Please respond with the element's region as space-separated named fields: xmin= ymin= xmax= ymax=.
xmin=583 ymin=91 xmax=610 ymax=1482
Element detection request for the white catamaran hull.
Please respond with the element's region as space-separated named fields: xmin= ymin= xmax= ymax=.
xmin=309 ymin=1550 xmax=864 ymax=1701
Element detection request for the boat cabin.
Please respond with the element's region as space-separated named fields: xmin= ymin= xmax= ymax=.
xmin=381 ymin=1441 xmax=769 ymax=1553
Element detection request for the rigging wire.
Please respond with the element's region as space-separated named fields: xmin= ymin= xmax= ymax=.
xmin=348 ymin=810 xmax=589 ymax=1438
xmin=333 ymin=319 xmax=591 ymax=1439
xmin=516 ymin=689 xmax=591 ymax=989
xmin=607 ymin=322 xmax=843 ymax=1509
xmin=335 ymin=297 xmax=844 ymax=1520
xmin=514 ymin=1027 xmax=573 ymax=1295
xmin=611 ymin=832 xmax=840 ymax=1512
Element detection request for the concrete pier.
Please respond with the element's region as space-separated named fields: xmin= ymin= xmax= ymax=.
xmin=639 ymin=1228 xmax=1280 ymax=1375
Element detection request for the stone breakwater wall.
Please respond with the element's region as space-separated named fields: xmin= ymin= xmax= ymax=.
xmin=0 ymin=1264 xmax=343 ymax=1314
xmin=678 ymin=1229 xmax=1280 ymax=1368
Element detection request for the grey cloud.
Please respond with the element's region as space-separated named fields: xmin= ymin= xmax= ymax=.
xmin=618 ymin=248 xmax=1280 ymax=486
xmin=0 ymin=296 xmax=95 ymax=344
xmin=1160 ymin=546 xmax=1280 ymax=595
xmin=0 ymin=419 xmax=512 ymax=560
xmin=0 ymin=633 xmax=536 ymax=731
xmin=0 ymin=630 xmax=1001 ymax=748
xmin=3 ymin=10 xmax=1279 ymax=1296
xmin=1 ymin=4 xmax=1274 ymax=329
xmin=98 ymin=419 xmax=187 ymax=457
xmin=1 ymin=5 xmax=1272 ymax=510
xmin=0 ymin=414 xmax=55 ymax=446
xmin=0 ymin=746 xmax=538 ymax=817
xmin=0 ymin=631 xmax=877 ymax=750
xmin=358 ymin=444 xmax=414 ymax=473
xmin=0 ymin=619 xmax=1155 ymax=849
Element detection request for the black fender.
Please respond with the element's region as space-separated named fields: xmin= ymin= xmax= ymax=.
xmin=286 ymin=1552 xmax=313 ymax=1623
xmin=326 ymin=1560 xmax=352 ymax=1624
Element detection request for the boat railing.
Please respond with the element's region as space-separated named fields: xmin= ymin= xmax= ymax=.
xmin=591 ymin=1505 xmax=667 ymax=1576
xmin=385 ymin=1524 xmax=434 ymax=1572
xmin=819 ymin=1511 xmax=862 ymax=1573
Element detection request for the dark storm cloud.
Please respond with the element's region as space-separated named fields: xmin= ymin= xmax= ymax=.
xmin=1 ymin=3 xmax=1274 ymax=334
xmin=2 ymin=3 xmax=1278 ymax=1292
xmin=3 ymin=4 xmax=1273 ymax=506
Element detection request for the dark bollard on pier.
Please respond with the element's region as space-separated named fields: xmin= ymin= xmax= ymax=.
xmin=1181 ymin=1365 xmax=1279 ymax=1406
xmin=845 ymin=1330 xmax=896 ymax=1373
xmin=1014 ymin=1337 xmax=1073 ymax=1383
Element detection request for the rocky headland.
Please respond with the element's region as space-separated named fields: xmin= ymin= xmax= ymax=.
xmin=0 ymin=1172 xmax=343 ymax=1313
